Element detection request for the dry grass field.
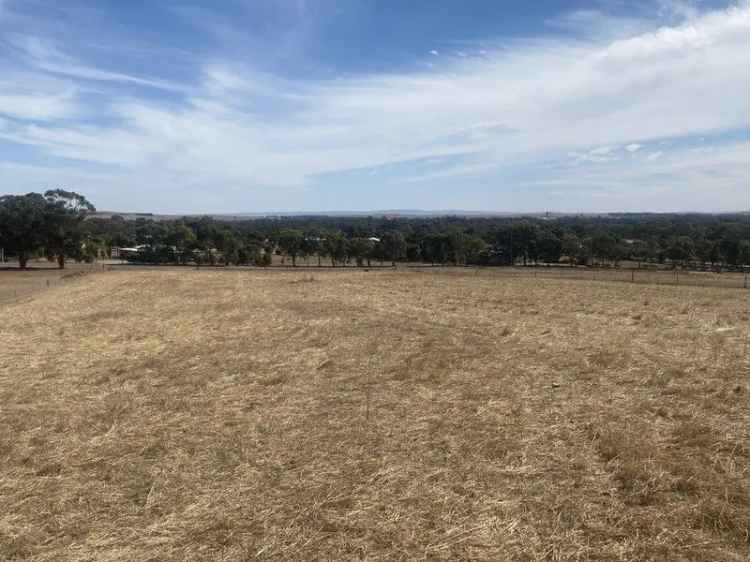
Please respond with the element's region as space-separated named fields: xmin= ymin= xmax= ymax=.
xmin=0 ymin=262 xmax=104 ymax=304
xmin=2 ymin=268 xmax=750 ymax=561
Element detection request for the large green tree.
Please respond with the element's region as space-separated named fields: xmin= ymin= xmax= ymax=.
xmin=0 ymin=193 xmax=49 ymax=268
xmin=43 ymin=189 xmax=96 ymax=269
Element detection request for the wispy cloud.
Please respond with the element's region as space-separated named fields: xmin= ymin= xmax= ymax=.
xmin=0 ymin=92 xmax=77 ymax=121
xmin=519 ymin=141 xmax=750 ymax=212
xmin=657 ymin=0 xmax=701 ymax=21
xmin=2 ymin=1 xmax=750 ymax=211
xmin=10 ymin=36 xmax=185 ymax=92
xmin=647 ymin=150 xmax=665 ymax=161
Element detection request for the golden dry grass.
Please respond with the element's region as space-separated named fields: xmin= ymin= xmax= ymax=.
xmin=0 ymin=265 xmax=92 ymax=304
xmin=2 ymin=268 xmax=750 ymax=561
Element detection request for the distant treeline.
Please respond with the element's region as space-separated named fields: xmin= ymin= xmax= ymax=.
xmin=4 ymin=191 xmax=750 ymax=269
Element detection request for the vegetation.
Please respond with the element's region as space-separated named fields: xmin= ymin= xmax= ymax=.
xmin=0 ymin=190 xmax=96 ymax=269
xmin=2 ymin=268 xmax=750 ymax=560
xmin=90 ymin=211 xmax=750 ymax=270
xmin=6 ymin=190 xmax=750 ymax=270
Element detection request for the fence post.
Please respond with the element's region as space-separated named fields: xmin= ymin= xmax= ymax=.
xmin=631 ymin=269 xmax=635 ymax=283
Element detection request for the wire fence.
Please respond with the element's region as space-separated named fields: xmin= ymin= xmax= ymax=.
xmin=430 ymin=266 xmax=750 ymax=290
xmin=2 ymin=262 xmax=749 ymax=305
xmin=0 ymin=267 xmax=98 ymax=304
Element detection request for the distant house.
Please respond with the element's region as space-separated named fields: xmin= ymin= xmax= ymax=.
xmin=111 ymin=245 xmax=147 ymax=259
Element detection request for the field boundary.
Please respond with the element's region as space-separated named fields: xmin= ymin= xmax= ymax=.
xmin=108 ymin=262 xmax=750 ymax=291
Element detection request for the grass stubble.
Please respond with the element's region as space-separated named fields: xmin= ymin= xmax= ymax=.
xmin=1 ymin=268 xmax=749 ymax=561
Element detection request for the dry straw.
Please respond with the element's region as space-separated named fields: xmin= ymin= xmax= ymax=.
xmin=1 ymin=268 xmax=749 ymax=560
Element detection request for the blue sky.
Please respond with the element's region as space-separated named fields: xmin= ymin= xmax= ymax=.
xmin=1 ymin=0 xmax=749 ymax=213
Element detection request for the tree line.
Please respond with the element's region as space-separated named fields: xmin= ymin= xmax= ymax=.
xmin=4 ymin=191 xmax=750 ymax=270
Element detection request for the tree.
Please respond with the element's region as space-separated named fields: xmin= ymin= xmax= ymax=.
xmin=381 ymin=231 xmax=406 ymax=266
xmin=561 ymin=233 xmax=586 ymax=266
xmin=493 ymin=225 xmax=514 ymax=265
xmin=665 ymin=236 xmax=695 ymax=267
xmin=446 ymin=228 xmax=467 ymax=265
xmin=0 ymin=193 xmax=48 ymax=268
xmin=300 ymin=235 xmax=321 ymax=267
xmin=421 ymin=234 xmax=449 ymax=265
xmin=348 ymin=237 xmax=374 ymax=267
xmin=737 ymin=240 xmax=750 ymax=266
xmin=43 ymin=189 xmax=96 ymax=269
xmin=590 ymin=233 xmax=617 ymax=265
xmin=322 ymin=231 xmax=348 ymax=266
xmin=719 ymin=236 xmax=740 ymax=267
xmin=464 ymin=236 xmax=488 ymax=265
xmin=536 ymin=230 xmax=562 ymax=265
xmin=165 ymin=222 xmax=198 ymax=264
xmin=511 ymin=221 xmax=538 ymax=266
xmin=219 ymin=233 xmax=241 ymax=266
xmin=277 ymin=229 xmax=305 ymax=266
xmin=627 ymin=239 xmax=650 ymax=267
xmin=235 ymin=241 xmax=261 ymax=266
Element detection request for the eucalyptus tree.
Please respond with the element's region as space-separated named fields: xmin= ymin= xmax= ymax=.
xmin=0 ymin=193 xmax=48 ymax=268
xmin=43 ymin=189 xmax=96 ymax=269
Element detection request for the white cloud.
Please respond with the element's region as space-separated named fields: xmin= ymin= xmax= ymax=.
xmin=3 ymin=3 xmax=750 ymax=210
xmin=570 ymin=146 xmax=621 ymax=164
xmin=590 ymin=146 xmax=618 ymax=155
xmin=429 ymin=50 xmax=439 ymax=56
xmin=0 ymin=93 xmax=77 ymax=121
xmin=647 ymin=150 xmax=665 ymax=161
xmin=658 ymin=0 xmax=701 ymax=22
xmin=546 ymin=9 xmax=651 ymax=40
xmin=403 ymin=161 xmax=501 ymax=183
xmin=519 ymin=141 xmax=750 ymax=212
xmin=10 ymin=36 xmax=184 ymax=92
xmin=0 ymin=72 xmax=80 ymax=120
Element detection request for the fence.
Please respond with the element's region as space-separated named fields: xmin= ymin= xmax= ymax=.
xmin=0 ymin=266 xmax=100 ymax=304
xmin=426 ymin=265 xmax=750 ymax=290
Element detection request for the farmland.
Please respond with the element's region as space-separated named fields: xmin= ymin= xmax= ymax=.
xmin=2 ymin=268 xmax=750 ymax=561
xmin=0 ymin=263 xmax=100 ymax=304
